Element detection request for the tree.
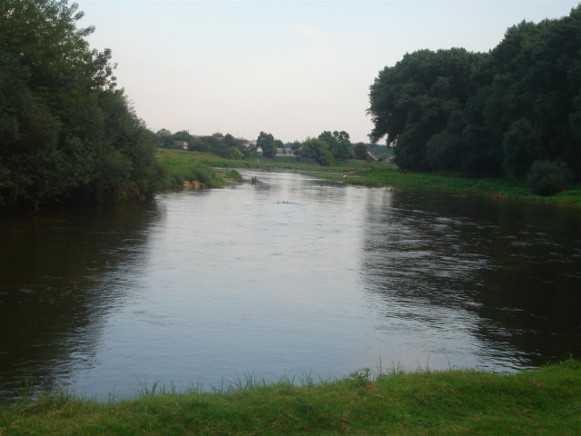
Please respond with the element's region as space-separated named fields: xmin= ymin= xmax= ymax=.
xmin=368 ymin=6 xmax=581 ymax=181
xmin=318 ymin=130 xmax=354 ymax=159
xmin=354 ymin=143 xmax=368 ymax=160
xmin=300 ymin=138 xmax=333 ymax=166
xmin=0 ymin=0 xmax=162 ymax=209
xmin=527 ymin=159 xmax=573 ymax=196
xmin=501 ymin=118 xmax=543 ymax=178
xmin=368 ymin=48 xmax=486 ymax=170
xmin=256 ymin=131 xmax=276 ymax=158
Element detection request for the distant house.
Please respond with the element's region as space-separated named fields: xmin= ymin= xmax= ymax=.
xmin=276 ymin=147 xmax=294 ymax=157
xmin=173 ymin=141 xmax=189 ymax=150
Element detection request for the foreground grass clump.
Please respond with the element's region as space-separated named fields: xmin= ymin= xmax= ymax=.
xmin=348 ymin=169 xmax=581 ymax=206
xmin=1 ymin=361 xmax=580 ymax=435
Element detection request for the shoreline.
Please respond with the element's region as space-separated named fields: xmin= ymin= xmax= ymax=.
xmin=1 ymin=360 xmax=579 ymax=434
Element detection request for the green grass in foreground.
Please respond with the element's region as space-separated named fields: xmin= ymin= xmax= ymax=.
xmin=1 ymin=360 xmax=580 ymax=435
xmin=347 ymin=169 xmax=581 ymax=207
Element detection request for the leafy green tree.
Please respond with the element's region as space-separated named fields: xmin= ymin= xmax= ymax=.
xmin=501 ymin=118 xmax=543 ymax=178
xmin=354 ymin=143 xmax=368 ymax=160
xmin=319 ymin=131 xmax=353 ymax=159
xmin=368 ymin=48 xmax=486 ymax=170
xmin=257 ymin=131 xmax=276 ymax=158
xmin=460 ymin=7 xmax=581 ymax=178
xmin=0 ymin=0 xmax=161 ymax=209
xmin=368 ymin=6 xmax=581 ymax=181
xmin=527 ymin=159 xmax=573 ymax=196
xmin=300 ymin=138 xmax=333 ymax=166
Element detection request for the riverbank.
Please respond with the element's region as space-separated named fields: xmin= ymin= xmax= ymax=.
xmin=345 ymin=169 xmax=581 ymax=206
xmin=1 ymin=360 xmax=579 ymax=434
xmin=157 ymin=148 xmax=581 ymax=206
xmin=157 ymin=149 xmax=243 ymax=190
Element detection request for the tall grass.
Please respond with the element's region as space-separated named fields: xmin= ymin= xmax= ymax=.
xmin=157 ymin=150 xmax=226 ymax=189
xmin=1 ymin=360 xmax=580 ymax=434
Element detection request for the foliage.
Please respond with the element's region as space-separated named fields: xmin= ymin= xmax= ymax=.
xmin=157 ymin=150 xmax=225 ymax=189
xmin=0 ymin=0 xmax=162 ymax=210
xmin=1 ymin=361 xmax=580 ymax=434
xmin=345 ymin=167 xmax=581 ymax=206
xmin=318 ymin=130 xmax=354 ymax=160
xmin=256 ymin=131 xmax=277 ymax=158
xmin=368 ymin=6 xmax=581 ymax=189
xmin=369 ymin=48 xmax=485 ymax=170
xmin=299 ymin=138 xmax=334 ymax=166
xmin=527 ymin=159 xmax=573 ymax=196
xmin=157 ymin=130 xmax=249 ymax=160
xmin=354 ymin=142 xmax=369 ymax=160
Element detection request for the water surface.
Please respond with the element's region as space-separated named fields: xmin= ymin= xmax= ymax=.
xmin=1 ymin=170 xmax=580 ymax=401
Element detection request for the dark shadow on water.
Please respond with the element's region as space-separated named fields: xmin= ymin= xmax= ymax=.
xmin=0 ymin=202 xmax=162 ymax=401
xmin=359 ymin=190 xmax=581 ymax=370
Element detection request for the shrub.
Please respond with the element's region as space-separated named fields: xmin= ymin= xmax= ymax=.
xmin=527 ymin=160 xmax=573 ymax=196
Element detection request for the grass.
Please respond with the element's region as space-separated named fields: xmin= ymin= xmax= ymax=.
xmin=157 ymin=149 xmax=232 ymax=190
xmin=346 ymin=168 xmax=581 ymax=207
xmin=156 ymin=148 xmax=394 ymax=174
xmin=156 ymin=148 xmax=581 ymax=206
xmin=1 ymin=360 xmax=580 ymax=434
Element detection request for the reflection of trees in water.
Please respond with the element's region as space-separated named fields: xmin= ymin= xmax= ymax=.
xmin=0 ymin=203 xmax=161 ymax=399
xmin=359 ymin=190 xmax=581 ymax=369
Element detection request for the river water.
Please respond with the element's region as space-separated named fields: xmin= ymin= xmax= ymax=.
xmin=1 ymin=170 xmax=581 ymax=401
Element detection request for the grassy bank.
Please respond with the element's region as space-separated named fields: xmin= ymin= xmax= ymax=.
xmin=157 ymin=148 xmax=393 ymax=175
xmin=1 ymin=360 xmax=580 ymax=434
xmin=346 ymin=168 xmax=581 ymax=207
xmin=156 ymin=149 xmax=581 ymax=206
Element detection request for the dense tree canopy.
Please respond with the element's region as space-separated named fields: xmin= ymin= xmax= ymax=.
xmin=368 ymin=5 xmax=581 ymax=191
xmin=368 ymin=48 xmax=485 ymax=170
xmin=300 ymin=138 xmax=333 ymax=166
xmin=256 ymin=131 xmax=277 ymax=158
xmin=318 ymin=130 xmax=354 ymax=160
xmin=0 ymin=0 xmax=162 ymax=210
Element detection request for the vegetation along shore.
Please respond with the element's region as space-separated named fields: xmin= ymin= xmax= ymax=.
xmin=157 ymin=149 xmax=581 ymax=207
xmin=1 ymin=360 xmax=580 ymax=435
xmin=2 ymin=2 xmax=581 ymax=211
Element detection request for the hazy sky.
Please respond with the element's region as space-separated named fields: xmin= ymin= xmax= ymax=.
xmin=78 ymin=1 xmax=580 ymax=143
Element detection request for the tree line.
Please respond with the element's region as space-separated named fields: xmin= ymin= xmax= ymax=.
xmin=368 ymin=5 xmax=581 ymax=195
xmin=159 ymin=129 xmax=372 ymax=166
xmin=0 ymin=0 xmax=163 ymax=211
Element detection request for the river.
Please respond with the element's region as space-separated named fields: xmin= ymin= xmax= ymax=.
xmin=1 ymin=170 xmax=580 ymax=401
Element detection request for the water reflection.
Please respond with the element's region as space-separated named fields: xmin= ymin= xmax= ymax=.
xmin=0 ymin=203 xmax=160 ymax=399
xmin=359 ymin=190 xmax=581 ymax=370
xmin=1 ymin=172 xmax=581 ymax=402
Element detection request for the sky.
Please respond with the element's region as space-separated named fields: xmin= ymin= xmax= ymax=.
xmin=77 ymin=1 xmax=580 ymax=144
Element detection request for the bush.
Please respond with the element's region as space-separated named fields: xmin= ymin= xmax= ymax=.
xmin=527 ymin=160 xmax=573 ymax=196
